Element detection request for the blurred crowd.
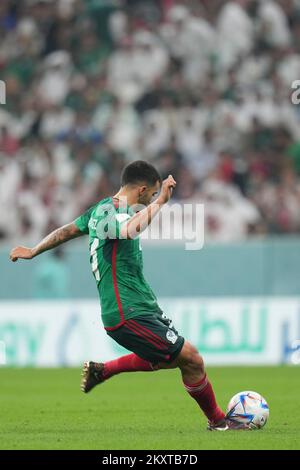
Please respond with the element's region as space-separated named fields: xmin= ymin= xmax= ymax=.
xmin=1 ymin=0 xmax=300 ymax=243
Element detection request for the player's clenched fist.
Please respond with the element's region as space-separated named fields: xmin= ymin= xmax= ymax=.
xmin=157 ymin=175 xmax=176 ymax=204
xmin=10 ymin=246 xmax=34 ymax=262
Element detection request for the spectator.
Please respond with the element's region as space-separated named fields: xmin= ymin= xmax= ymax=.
xmin=0 ymin=0 xmax=300 ymax=243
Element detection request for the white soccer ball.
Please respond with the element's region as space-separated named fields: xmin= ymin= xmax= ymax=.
xmin=226 ymin=391 xmax=269 ymax=429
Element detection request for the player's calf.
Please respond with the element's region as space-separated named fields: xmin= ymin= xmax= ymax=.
xmin=175 ymin=341 xmax=226 ymax=427
xmin=81 ymin=354 xmax=156 ymax=393
xmin=176 ymin=341 xmax=206 ymax=383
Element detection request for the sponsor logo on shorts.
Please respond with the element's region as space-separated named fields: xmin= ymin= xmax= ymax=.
xmin=166 ymin=329 xmax=178 ymax=344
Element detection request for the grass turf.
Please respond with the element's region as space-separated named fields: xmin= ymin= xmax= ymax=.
xmin=0 ymin=366 xmax=299 ymax=450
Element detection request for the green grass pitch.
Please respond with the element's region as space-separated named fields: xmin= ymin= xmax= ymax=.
xmin=0 ymin=366 xmax=299 ymax=450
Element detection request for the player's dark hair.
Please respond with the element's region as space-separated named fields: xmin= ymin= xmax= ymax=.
xmin=121 ymin=161 xmax=162 ymax=187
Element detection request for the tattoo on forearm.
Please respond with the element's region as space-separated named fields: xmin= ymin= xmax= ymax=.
xmin=32 ymin=223 xmax=81 ymax=256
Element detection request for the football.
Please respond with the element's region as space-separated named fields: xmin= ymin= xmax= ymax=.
xmin=226 ymin=391 xmax=269 ymax=430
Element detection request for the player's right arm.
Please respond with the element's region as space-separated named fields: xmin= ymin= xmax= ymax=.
xmin=9 ymin=222 xmax=83 ymax=262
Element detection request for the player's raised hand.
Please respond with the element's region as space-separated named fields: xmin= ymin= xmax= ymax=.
xmin=157 ymin=175 xmax=176 ymax=204
xmin=10 ymin=246 xmax=34 ymax=262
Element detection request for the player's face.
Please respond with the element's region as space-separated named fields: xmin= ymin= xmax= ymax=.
xmin=138 ymin=181 xmax=161 ymax=206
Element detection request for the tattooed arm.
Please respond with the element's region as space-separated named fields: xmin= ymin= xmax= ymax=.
xmin=10 ymin=222 xmax=84 ymax=262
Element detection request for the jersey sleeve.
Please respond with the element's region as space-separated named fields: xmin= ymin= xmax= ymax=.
xmin=75 ymin=200 xmax=132 ymax=238
xmin=74 ymin=205 xmax=96 ymax=234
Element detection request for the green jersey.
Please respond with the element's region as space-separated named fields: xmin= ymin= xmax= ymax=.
xmin=74 ymin=197 xmax=161 ymax=330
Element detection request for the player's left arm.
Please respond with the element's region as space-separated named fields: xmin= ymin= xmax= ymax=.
xmin=10 ymin=222 xmax=84 ymax=262
xmin=120 ymin=175 xmax=176 ymax=239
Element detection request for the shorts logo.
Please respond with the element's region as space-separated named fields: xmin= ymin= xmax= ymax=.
xmin=166 ymin=329 xmax=178 ymax=344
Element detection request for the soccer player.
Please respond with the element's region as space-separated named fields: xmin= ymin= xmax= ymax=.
xmin=10 ymin=160 xmax=246 ymax=431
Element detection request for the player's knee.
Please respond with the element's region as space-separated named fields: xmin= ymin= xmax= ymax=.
xmin=179 ymin=342 xmax=205 ymax=374
xmin=189 ymin=350 xmax=205 ymax=375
